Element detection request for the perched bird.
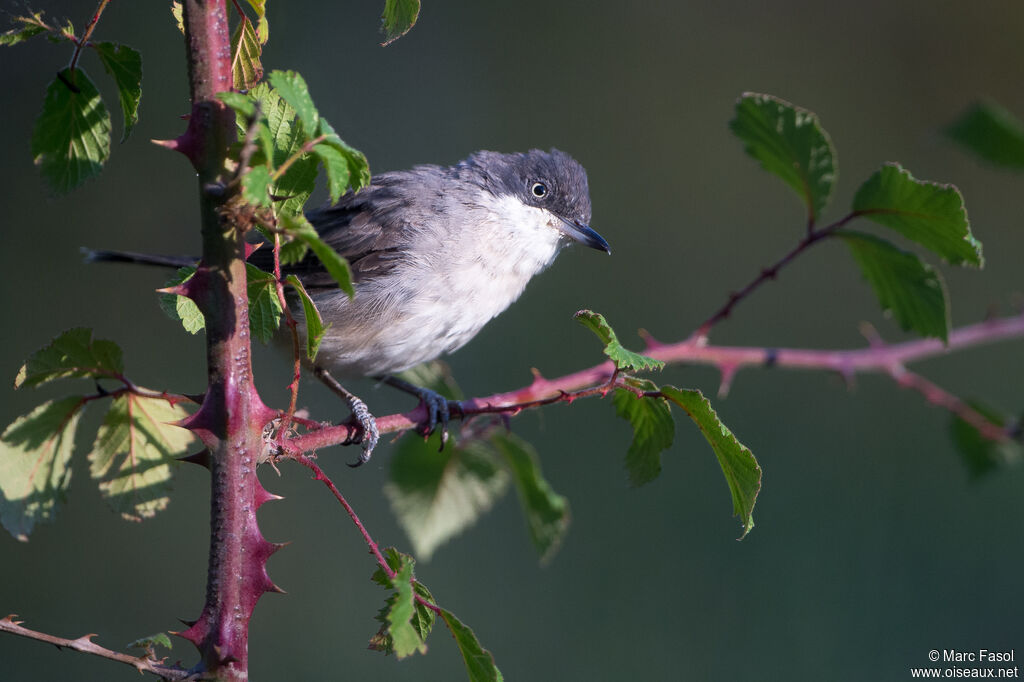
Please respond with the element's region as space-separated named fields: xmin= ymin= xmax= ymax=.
xmin=88 ymin=149 xmax=610 ymax=461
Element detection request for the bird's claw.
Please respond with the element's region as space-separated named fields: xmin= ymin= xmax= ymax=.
xmin=417 ymin=388 xmax=463 ymax=451
xmin=346 ymin=394 xmax=379 ymax=467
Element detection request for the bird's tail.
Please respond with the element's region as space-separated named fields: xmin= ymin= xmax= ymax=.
xmin=81 ymin=248 xmax=197 ymax=269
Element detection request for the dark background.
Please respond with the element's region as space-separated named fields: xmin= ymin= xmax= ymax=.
xmin=1 ymin=2 xmax=1022 ymax=680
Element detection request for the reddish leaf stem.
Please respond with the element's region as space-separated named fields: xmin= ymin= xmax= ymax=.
xmin=68 ymin=0 xmax=110 ymax=73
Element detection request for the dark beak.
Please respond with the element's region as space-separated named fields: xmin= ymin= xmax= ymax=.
xmin=557 ymin=217 xmax=611 ymax=254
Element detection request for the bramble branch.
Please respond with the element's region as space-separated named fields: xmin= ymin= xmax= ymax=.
xmin=0 ymin=615 xmax=192 ymax=681
xmin=275 ymin=311 xmax=1024 ymax=455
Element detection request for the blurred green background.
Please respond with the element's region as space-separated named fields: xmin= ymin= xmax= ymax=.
xmin=2 ymin=2 xmax=1023 ymax=680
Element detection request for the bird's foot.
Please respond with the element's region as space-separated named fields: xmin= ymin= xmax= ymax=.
xmin=380 ymin=375 xmax=464 ymax=449
xmin=313 ymin=366 xmax=379 ymax=467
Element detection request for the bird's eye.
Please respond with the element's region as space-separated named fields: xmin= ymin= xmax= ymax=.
xmin=531 ymin=182 xmax=548 ymax=198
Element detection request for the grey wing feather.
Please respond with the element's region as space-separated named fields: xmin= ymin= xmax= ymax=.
xmin=261 ymin=168 xmax=441 ymax=289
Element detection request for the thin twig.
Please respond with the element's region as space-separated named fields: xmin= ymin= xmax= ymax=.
xmin=69 ymin=0 xmax=111 ymax=73
xmin=0 ymin=615 xmax=194 ymax=681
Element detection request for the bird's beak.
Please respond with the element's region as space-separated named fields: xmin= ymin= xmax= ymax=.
xmin=556 ymin=217 xmax=611 ymax=254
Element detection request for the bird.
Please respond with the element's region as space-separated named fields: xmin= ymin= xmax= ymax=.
xmin=88 ymin=148 xmax=610 ymax=463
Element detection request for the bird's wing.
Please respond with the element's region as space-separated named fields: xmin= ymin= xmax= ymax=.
xmin=253 ymin=169 xmax=438 ymax=289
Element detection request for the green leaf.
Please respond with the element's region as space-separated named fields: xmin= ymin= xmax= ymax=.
xmin=852 ymin=163 xmax=983 ymax=267
xmin=369 ymin=548 xmax=436 ymax=656
xmin=281 ymin=213 xmax=355 ymax=298
xmin=312 ymin=143 xmax=351 ymax=204
xmin=661 ymin=386 xmax=761 ymax=539
xmin=0 ymin=13 xmax=50 ymax=46
xmin=171 ymin=2 xmax=184 ymax=35
xmin=127 ymin=632 xmax=173 ymax=652
xmin=490 ymin=432 xmax=570 ymax=563
xmin=243 ymin=83 xmax=319 ymax=217
xmin=381 ymin=0 xmax=420 ymax=45
xmin=15 ymin=328 xmax=123 ymax=389
xmin=384 ymin=433 xmax=509 ymax=560
xmin=89 ymin=394 xmax=191 ymax=522
xmin=279 ymin=238 xmax=309 ymax=265
xmin=285 ymin=274 xmax=329 ymax=360
xmin=240 ymin=165 xmax=272 ymax=207
xmin=574 ymin=310 xmax=664 ymax=372
xmin=218 ymin=91 xmax=256 ymax=118
xmin=318 ymin=117 xmax=371 ymax=191
xmin=387 ymin=555 xmax=428 ymax=658
xmin=950 ymin=401 xmax=1022 ymax=479
xmin=267 ymin=70 xmax=318 ymax=141
xmin=0 ymin=397 xmax=84 ymax=540
xmin=730 ymin=92 xmax=837 ymax=223
xmin=32 ymin=68 xmax=111 ymax=195
xmin=838 ymin=230 xmax=950 ymax=341
xmin=245 ymin=264 xmax=284 ymax=343
xmin=229 ymin=15 xmax=263 ymax=91
xmin=613 ymin=379 xmax=675 ymax=486
xmin=93 ymin=42 xmax=142 ymax=143
xmin=439 ymin=608 xmax=504 ymax=682
xmin=945 ymin=100 xmax=1024 ymax=170
xmin=243 ymin=0 xmax=269 ymax=43
xmin=158 ymin=267 xmax=205 ymax=335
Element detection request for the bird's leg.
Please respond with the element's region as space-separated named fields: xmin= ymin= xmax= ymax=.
xmin=313 ymin=366 xmax=379 ymax=467
xmin=377 ymin=374 xmax=464 ymax=448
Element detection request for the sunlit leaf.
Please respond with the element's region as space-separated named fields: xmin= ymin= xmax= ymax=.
xmin=369 ymin=548 xmax=436 ymax=656
xmin=574 ymin=310 xmax=664 ymax=372
xmin=0 ymin=397 xmax=84 ymax=540
xmin=229 ymin=15 xmax=262 ymax=90
xmin=31 ymin=68 xmax=111 ymax=194
xmin=15 ymin=328 xmax=123 ymax=389
xmin=285 ymin=274 xmax=329 ymax=360
xmin=89 ymin=393 xmax=192 ymax=521
xmin=439 ymin=608 xmax=504 ymax=682
xmin=385 ymin=433 xmax=509 ymax=560
xmin=281 ymin=213 xmax=355 ymax=298
xmin=158 ymin=267 xmax=205 ymax=335
xmin=94 ymin=42 xmax=142 ymax=142
xmin=246 ymin=264 xmax=284 ymax=343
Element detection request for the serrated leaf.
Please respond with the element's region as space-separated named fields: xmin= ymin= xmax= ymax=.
xmin=241 ymin=165 xmax=272 ymax=207
xmin=158 ymin=267 xmax=205 ymax=335
xmin=0 ymin=397 xmax=84 ymax=540
xmin=381 ymin=0 xmax=420 ymax=46
xmin=384 ymin=433 xmax=509 ymax=560
xmin=89 ymin=394 xmax=191 ymax=522
xmin=285 ymin=274 xmax=329 ymax=360
xmin=279 ymin=238 xmax=309 ymax=265
xmin=242 ymin=0 xmax=268 ymax=43
xmin=318 ymin=118 xmax=371 ymax=191
xmin=229 ymin=15 xmax=262 ymax=90
xmin=839 ymin=230 xmax=950 ymax=342
xmin=490 ymin=432 xmax=569 ymax=563
xmin=730 ymin=93 xmax=837 ymax=223
xmin=946 ymin=100 xmax=1024 ymax=170
xmin=313 ymin=143 xmax=351 ymax=204
xmin=281 ymin=213 xmax=355 ymax=297
xmin=661 ymin=386 xmax=760 ymax=539
xmin=0 ymin=13 xmax=50 ymax=46
xmin=950 ymin=401 xmax=1022 ymax=479
xmin=246 ymin=264 xmax=284 ymax=343
xmin=16 ymin=328 xmax=124 ymax=389
xmin=32 ymin=68 xmax=111 ymax=195
xmin=852 ymin=163 xmax=983 ymax=267
xmin=127 ymin=632 xmax=173 ymax=651
xmin=387 ymin=555 xmax=428 ymax=658
xmin=93 ymin=42 xmax=142 ymax=142
xmin=171 ymin=2 xmax=184 ymax=34
xmin=613 ymin=380 xmax=674 ymax=486
xmin=370 ymin=548 xmax=436 ymax=656
xmin=574 ymin=310 xmax=664 ymax=372
xmin=439 ymin=609 xmax=504 ymax=682
xmin=268 ymin=70 xmax=317 ymax=141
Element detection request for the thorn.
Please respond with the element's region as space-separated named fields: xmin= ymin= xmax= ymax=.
xmin=718 ymin=365 xmax=737 ymax=398
xmin=638 ymin=328 xmax=663 ymax=351
xmin=858 ymin=321 xmax=883 ymax=347
xmin=179 ymin=449 xmax=211 ymax=468
xmin=151 ymin=137 xmax=181 ymax=151
xmin=244 ymin=241 xmax=262 ymax=260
